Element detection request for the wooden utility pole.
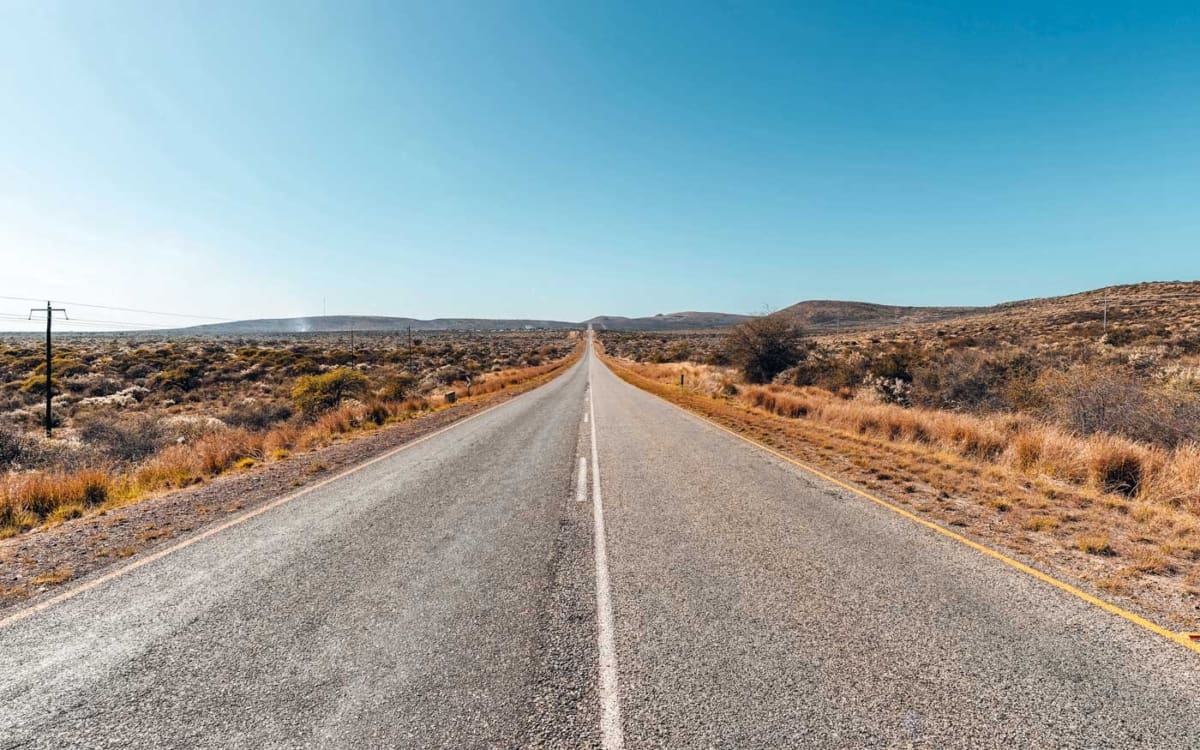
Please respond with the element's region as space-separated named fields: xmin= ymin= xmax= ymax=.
xmin=29 ymin=301 xmax=68 ymax=437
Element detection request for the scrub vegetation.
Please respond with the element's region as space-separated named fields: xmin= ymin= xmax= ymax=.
xmin=0 ymin=330 xmax=580 ymax=538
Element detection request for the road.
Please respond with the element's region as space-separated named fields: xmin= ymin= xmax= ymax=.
xmin=2 ymin=334 xmax=1199 ymax=748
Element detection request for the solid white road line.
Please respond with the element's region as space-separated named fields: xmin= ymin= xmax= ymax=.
xmin=588 ymin=345 xmax=624 ymax=750
xmin=575 ymin=456 xmax=588 ymax=503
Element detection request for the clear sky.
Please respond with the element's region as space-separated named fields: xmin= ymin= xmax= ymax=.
xmin=1 ymin=1 xmax=1198 ymax=329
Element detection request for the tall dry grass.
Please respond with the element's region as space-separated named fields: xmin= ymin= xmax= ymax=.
xmin=623 ymin=359 xmax=1200 ymax=515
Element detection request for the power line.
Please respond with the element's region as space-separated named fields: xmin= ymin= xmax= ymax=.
xmin=0 ymin=313 xmax=159 ymax=330
xmin=0 ymin=294 xmax=232 ymax=321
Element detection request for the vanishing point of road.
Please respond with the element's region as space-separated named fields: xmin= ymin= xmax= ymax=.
xmin=2 ymin=333 xmax=1199 ymax=748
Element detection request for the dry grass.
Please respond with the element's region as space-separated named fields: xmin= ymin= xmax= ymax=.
xmin=622 ymin=359 xmax=1200 ymax=516
xmin=1075 ymin=534 xmax=1116 ymax=555
xmin=29 ymin=567 xmax=74 ymax=586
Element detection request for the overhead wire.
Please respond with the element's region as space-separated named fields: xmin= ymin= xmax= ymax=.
xmin=0 ymin=294 xmax=232 ymax=321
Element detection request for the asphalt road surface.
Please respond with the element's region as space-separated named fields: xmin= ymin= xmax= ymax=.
xmin=3 ymin=334 xmax=1199 ymax=748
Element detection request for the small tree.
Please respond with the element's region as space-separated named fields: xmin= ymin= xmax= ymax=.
xmin=292 ymin=368 xmax=369 ymax=416
xmin=724 ymin=316 xmax=804 ymax=384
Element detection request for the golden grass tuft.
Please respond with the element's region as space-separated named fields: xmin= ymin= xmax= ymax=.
xmin=1021 ymin=514 xmax=1060 ymax=532
xmin=1076 ymin=534 xmax=1117 ymax=556
xmin=1142 ymin=442 xmax=1200 ymax=512
xmin=30 ymin=567 xmax=74 ymax=586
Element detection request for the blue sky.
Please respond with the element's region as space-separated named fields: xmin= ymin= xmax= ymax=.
xmin=1 ymin=1 xmax=1198 ymax=328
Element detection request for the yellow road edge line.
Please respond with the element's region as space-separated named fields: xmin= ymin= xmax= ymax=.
xmin=603 ymin=357 xmax=1200 ymax=657
xmin=0 ymin=357 xmax=583 ymax=631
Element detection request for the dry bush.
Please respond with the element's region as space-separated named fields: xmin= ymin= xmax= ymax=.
xmin=219 ymin=400 xmax=294 ymax=431
xmin=1084 ymin=435 xmax=1159 ymax=497
xmin=129 ymin=431 xmax=263 ymax=492
xmin=378 ymin=373 xmax=417 ymax=402
xmin=1142 ymin=443 xmax=1200 ymax=512
xmin=79 ymin=414 xmax=167 ymax=463
xmin=1001 ymin=427 xmax=1089 ymax=484
xmin=1037 ymin=366 xmax=1200 ymax=448
xmin=0 ymin=469 xmax=110 ymax=532
xmin=724 ymin=317 xmax=805 ymax=384
xmin=263 ymin=423 xmax=302 ymax=458
xmin=193 ymin=429 xmax=264 ymax=475
xmin=912 ymin=349 xmax=1040 ymax=413
xmin=776 ymin=349 xmax=869 ymax=391
xmin=0 ymin=424 xmax=22 ymax=468
xmin=133 ymin=448 xmax=198 ymax=492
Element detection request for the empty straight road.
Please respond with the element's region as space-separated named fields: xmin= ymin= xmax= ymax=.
xmin=2 ymin=334 xmax=1199 ymax=748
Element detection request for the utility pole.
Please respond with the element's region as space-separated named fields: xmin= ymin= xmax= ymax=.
xmin=1103 ymin=289 xmax=1108 ymax=334
xmin=29 ymin=301 xmax=68 ymax=438
xmin=407 ymin=326 xmax=413 ymax=371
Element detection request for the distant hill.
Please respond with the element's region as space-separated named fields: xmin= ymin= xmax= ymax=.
xmin=174 ymin=311 xmax=753 ymax=335
xmin=179 ymin=316 xmax=577 ymax=335
xmin=833 ymin=280 xmax=1200 ymax=346
xmin=776 ymin=300 xmax=982 ymax=331
xmin=585 ymin=311 xmax=752 ymax=331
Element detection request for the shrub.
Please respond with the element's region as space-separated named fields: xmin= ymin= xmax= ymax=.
xmin=5 ymin=469 xmax=111 ymax=520
xmin=724 ymin=316 xmax=805 ymax=384
xmin=1036 ymin=366 xmax=1200 ymax=448
xmin=80 ymin=414 xmax=167 ymax=462
xmin=0 ymin=425 xmax=22 ymax=468
xmin=366 ymin=401 xmax=390 ymax=426
xmin=1143 ymin=443 xmax=1200 ymax=512
xmin=292 ymin=368 xmax=369 ymax=416
xmin=378 ymin=373 xmax=417 ymax=402
xmin=912 ymin=349 xmax=1040 ymax=413
xmin=15 ymin=374 xmax=59 ymax=395
xmin=193 ymin=430 xmax=262 ymax=475
xmin=1086 ymin=436 xmax=1156 ymax=497
xmin=869 ymin=342 xmax=923 ymax=384
xmin=777 ymin=349 xmax=868 ymax=391
xmin=1077 ymin=534 xmax=1116 ymax=556
xmin=152 ymin=365 xmax=204 ymax=392
xmin=220 ymin=401 xmax=294 ymax=431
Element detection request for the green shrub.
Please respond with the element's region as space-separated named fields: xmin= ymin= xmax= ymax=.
xmin=152 ymin=364 xmax=203 ymax=392
xmin=292 ymin=368 xmax=369 ymax=416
